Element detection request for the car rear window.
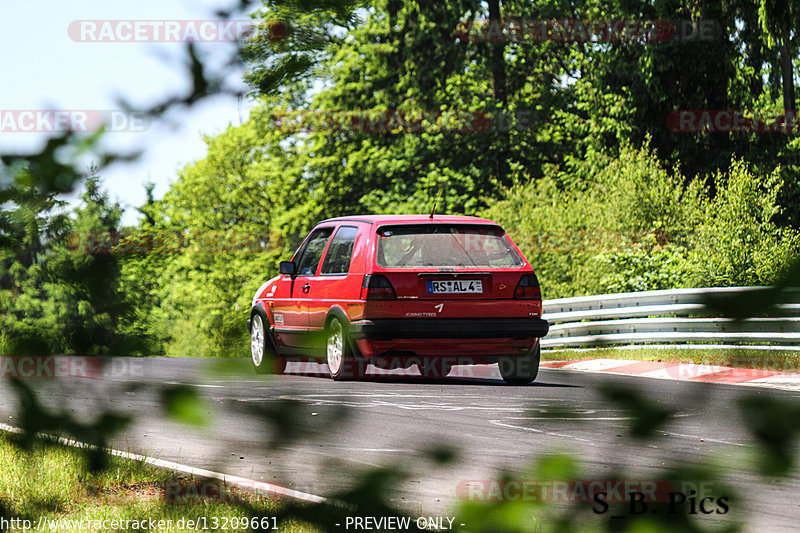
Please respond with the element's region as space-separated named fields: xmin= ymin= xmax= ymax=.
xmin=376 ymin=224 xmax=524 ymax=268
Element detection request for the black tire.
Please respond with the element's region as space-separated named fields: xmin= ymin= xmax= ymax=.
xmin=499 ymin=343 xmax=540 ymax=385
xmin=326 ymin=317 xmax=364 ymax=381
xmin=250 ymin=310 xmax=282 ymax=374
xmin=420 ymin=359 xmax=452 ymax=379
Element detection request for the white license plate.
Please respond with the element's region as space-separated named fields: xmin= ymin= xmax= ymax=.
xmin=427 ymin=280 xmax=483 ymax=294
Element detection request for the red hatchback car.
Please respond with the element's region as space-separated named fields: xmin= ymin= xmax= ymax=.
xmin=248 ymin=215 xmax=549 ymax=384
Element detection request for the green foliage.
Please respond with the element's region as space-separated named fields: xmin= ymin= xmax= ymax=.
xmin=689 ymin=160 xmax=800 ymax=287
xmin=116 ymin=111 xmax=313 ymax=357
xmin=5 ymin=2 xmax=800 ymax=532
xmin=0 ymin=171 xmax=149 ymax=355
xmin=0 ymin=432 xmax=293 ymax=532
xmin=485 ymin=142 xmax=697 ymax=297
xmin=486 ymin=143 xmax=799 ymax=298
xmin=161 ymin=385 xmax=211 ymax=427
xmin=739 ymin=394 xmax=800 ymax=477
xmin=595 ymin=240 xmax=693 ymax=294
xmin=5 ymin=0 xmax=799 ymax=357
xmin=241 ymin=0 xmax=365 ymax=98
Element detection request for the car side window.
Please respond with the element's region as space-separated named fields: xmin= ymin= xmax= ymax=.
xmin=294 ymin=228 xmax=333 ymax=276
xmin=321 ymin=226 xmax=358 ymax=275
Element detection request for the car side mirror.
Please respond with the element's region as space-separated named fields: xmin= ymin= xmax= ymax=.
xmin=279 ymin=261 xmax=296 ymax=276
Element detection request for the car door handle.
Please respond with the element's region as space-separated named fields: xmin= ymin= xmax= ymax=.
xmin=302 ymin=283 xmax=311 ymax=293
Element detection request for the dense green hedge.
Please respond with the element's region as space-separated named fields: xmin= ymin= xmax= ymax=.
xmin=485 ymin=142 xmax=800 ymax=298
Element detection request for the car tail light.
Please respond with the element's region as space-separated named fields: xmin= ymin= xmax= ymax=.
xmin=361 ymin=274 xmax=396 ymax=300
xmin=514 ymin=274 xmax=541 ymax=299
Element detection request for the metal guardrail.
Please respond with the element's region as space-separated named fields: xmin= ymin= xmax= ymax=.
xmin=541 ymin=287 xmax=800 ymax=349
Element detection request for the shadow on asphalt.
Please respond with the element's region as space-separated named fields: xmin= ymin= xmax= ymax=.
xmin=279 ymin=368 xmax=581 ymax=388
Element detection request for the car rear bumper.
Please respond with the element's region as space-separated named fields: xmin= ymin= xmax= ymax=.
xmin=349 ymin=318 xmax=549 ymax=340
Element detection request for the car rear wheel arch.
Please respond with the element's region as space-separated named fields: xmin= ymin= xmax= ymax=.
xmin=325 ymin=306 xmax=367 ymax=381
xmin=324 ymin=306 xmax=363 ymax=355
xmin=324 ymin=305 xmax=350 ymax=329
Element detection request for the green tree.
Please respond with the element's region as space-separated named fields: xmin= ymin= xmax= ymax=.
xmin=758 ymin=0 xmax=799 ymax=112
xmin=486 ymin=142 xmax=702 ymax=297
xmin=690 ymin=159 xmax=800 ymax=286
xmin=1 ymin=170 xmax=146 ymax=355
xmin=241 ymin=0 xmax=366 ymax=97
xmin=129 ymin=110 xmax=309 ymax=356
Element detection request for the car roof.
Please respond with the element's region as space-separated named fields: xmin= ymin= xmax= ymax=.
xmin=317 ymin=214 xmax=501 ymax=226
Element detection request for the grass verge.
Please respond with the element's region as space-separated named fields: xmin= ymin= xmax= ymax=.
xmin=0 ymin=432 xmax=317 ymax=532
xmin=542 ymin=346 xmax=800 ymax=372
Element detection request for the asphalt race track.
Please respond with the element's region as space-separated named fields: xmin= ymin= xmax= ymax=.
xmin=1 ymin=357 xmax=799 ymax=532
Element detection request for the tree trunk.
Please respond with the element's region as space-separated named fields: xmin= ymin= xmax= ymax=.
xmin=488 ymin=0 xmax=506 ymax=106
xmin=779 ymin=27 xmax=796 ymax=113
xmin=488 ymin=0 xmax=508 ymax=186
